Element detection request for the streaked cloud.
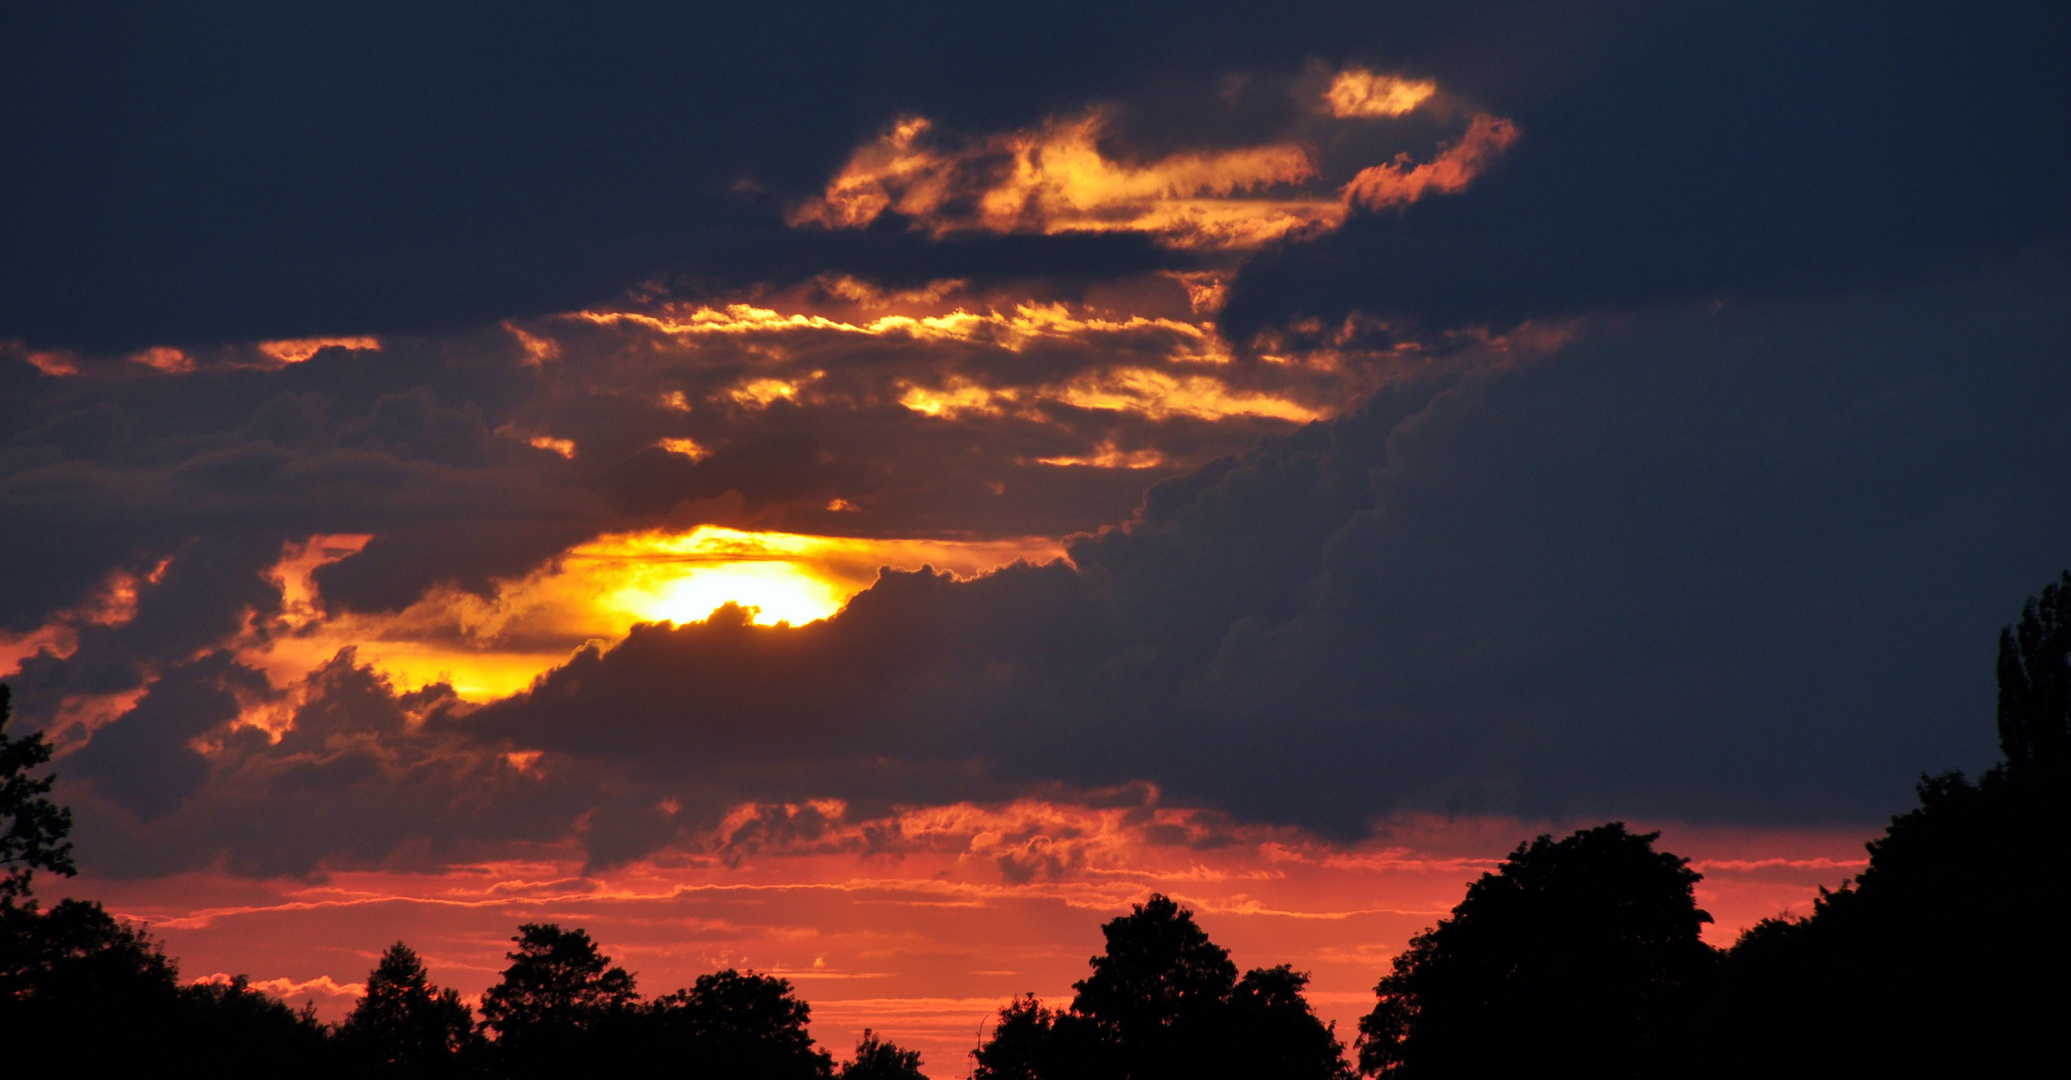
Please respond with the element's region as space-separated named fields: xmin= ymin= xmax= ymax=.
xmin=788 ymin=94 xmax=1519 ymax=252
xmin=256 ymin=336 xmax=383 ymax=364
xmin=789 ymin=113 xmax=1335 ymax=251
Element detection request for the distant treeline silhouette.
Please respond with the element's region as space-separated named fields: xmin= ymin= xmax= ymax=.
xmin=4 ymin=572 xmax=2067 ymax=1077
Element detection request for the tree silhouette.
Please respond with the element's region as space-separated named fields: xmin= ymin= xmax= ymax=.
xmin=1 ymin=896 xmax=182 ymax=1036
xmin=480 ymin=923 xmax=637 ymax=1073
xmin=0 ymin=684 xmax=74 ymax=903
xmin=1997 ymin=569 xmax=2071 ymax=782
xmin=1357 ymin=823 xmax=1713 ymax=1079
xmin=341 ymin=941 xmax=479 ymax=1076
xmin=1073 ymin=893 xmax=1236 ymax=1049
xmin=179 ymin=972 xmax=338 ymax=1074
xmin=1228 ymin=966 xmax=1354 ymax=1080
xmin=634 ymin=968 xmax=834 ymax=1078
xmin=839 ymin=1029 xmax=928 ymax=1080
xmin=3 ymin=896 xmax=341 ymax=1073
xmin=971 ymin=994 xmax=1081 ymax=1080
xmin=1712 ymin=570 xmax=2071 ymax=1076
xmin=974 ymin=894 xmax=1350 ymax=1080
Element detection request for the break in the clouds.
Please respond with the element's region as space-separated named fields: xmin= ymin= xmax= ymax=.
xmin=3 ymin=2 xmax=2069 ymax=883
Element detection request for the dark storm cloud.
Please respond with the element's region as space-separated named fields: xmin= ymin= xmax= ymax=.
xmin=61 ymin=649 xmax=575 ymax=878
xmin=0 ymin=332 xmax=594 ymax=635
xmin=52 ymin=260 xmax=2068 ymax=876
xmin=2 ymin=287 xmax=1334 ymax=739
xmin=480 ymin=264 xmax=2071 ymax=838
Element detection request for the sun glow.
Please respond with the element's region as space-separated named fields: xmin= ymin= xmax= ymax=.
xmin=229 ymin=527 xmax=1066 ymax=700
xmin=586 ymin=529 xmax=856 ymax=626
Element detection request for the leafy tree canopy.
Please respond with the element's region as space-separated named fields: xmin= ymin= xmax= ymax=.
xmin=0 ymin=685 xmax=74 ymax=903
xmin=341 ymin=941 xmax=479 ymax=1076
xmin=975 ymin=893 xmax=1350 ymax=1080
xmin=480 ymin=923 xmax=638 ymax=1041
xmin=1997 ymin=569 xmax=2071 ymax=783
xmin=839 ymin=1029 xmax=928 ymax=1080
xmin=1073 ymin=893 xmax=1237 ymax=1038
xmin=1358 ymin=823 xmax=1714 ymax=1079
xmin=640 ymin=968 xmax=834 ymax=1078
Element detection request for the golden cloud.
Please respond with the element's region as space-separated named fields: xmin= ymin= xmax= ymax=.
xmin=789 ymin=112 xmax=1343 ymax=251
xmin=1324 ymin=68 xmax=1438 ymax=118
xmin=658 ymin=437 xmax=710 ymax=461
xmin=528 ymin=435 xmax=577 ymax=458
xmin=234 ymin=528 xmax=1066 ymax=700
xmin=1035 ymin=443 xmax=1167 ymax=469
xmin=792 ymin=97 xmax=1520 ymax=250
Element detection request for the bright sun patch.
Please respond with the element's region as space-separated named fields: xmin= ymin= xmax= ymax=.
xmin=237 ymin=527 xmax=1066 ymax=699
xmin=586 ymin=528 xmax=856 ymax=626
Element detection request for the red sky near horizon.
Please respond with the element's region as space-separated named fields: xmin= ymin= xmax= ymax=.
xmin=67 ymin=811 xmax=1867 ymax=1070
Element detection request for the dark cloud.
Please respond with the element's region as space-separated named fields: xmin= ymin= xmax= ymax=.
xmin=45 ymin=261 xmax=2068 ymax=876
xmin=61 ymin=649 xmax=565 ymax=878
xmin=65 ymin=651 xmax=271 ymax=819
xmin=468 ymin=264 xmax=2071 ymax=835
xmin=3 ymin=289 xmax=1343 ymax=641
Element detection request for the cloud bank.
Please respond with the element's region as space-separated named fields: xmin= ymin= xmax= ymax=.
xmin=2 ymin=1 xmax=2066 ymax=884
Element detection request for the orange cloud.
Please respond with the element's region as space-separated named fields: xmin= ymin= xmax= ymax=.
xmin=572 ymin=298 xmax=1350 ymax=425
xmin=1035 ymin=443 xmax=1167 ymax=470
xmin=817 ymin=274 xmax=968 ymax=310
xmin=129 ymin=346 xmax=195 ymax=373
xmin=1324 ymin=68 xmax=1438 ymax=118
xmin=1 ymin=340 xmax=82 ymax=375
xmin=256 ymin=336 xmax=382 ymax=364
xmin=658 ymin=436 xmax=710 ymax=461
xmin=790 ymin=112 xmax=1342 ymax=251
xmin=791 ymin=92 xmax=1521 ymax=250
xmin=1343 ymin=114 xmax=1521 ymax=212
xmin=528 ymin=435 xmax=577 ymax=458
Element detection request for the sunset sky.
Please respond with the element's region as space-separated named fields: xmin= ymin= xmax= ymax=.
xmin=4 ymin=2 xmax=2069 ymax=1069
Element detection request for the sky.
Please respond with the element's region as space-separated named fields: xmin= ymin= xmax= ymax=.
xmin=4 ymin=1 xmax=2069 ymax=1069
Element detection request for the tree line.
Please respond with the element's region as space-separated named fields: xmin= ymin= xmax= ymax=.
xmin=4 ymin=572 xmax=2067 ymax=1077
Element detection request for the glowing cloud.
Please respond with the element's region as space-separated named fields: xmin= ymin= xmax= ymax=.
xmin=1343 ymin=114 xmax=1521 ymax=212
xmin=235 ymin=527 xmax=1066 ymax=699
xmin=658 ymin=437 xmax=710 ymax=461
xmin=129 ymin=346 xmax=195 ymax=373
xmin=1036 ymin=443 xmax=1167 ymax=469
xmin=790 ymin=112 xmax=1342 ymax=251
xmin=582 ymin=527 xmax=857 ymax=626
xmin=256 ymin=336 xmax=381 ymax=364
xmin=1324 ymin=68 xmax=1438 ymax=118
xmin=793 ymin=97 xmax=1521 ymax=250
xmin=1 ymin=340 xmax=81 ymax=375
